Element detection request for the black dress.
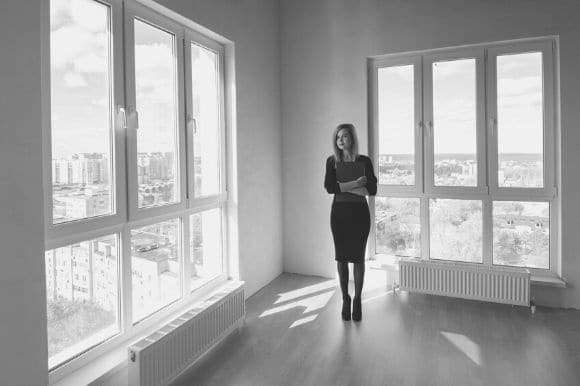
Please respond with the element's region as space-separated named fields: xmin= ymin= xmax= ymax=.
xmin=324 ymin=155 xmax=378 ymax=263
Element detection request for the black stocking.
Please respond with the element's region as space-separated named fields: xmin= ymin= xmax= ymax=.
xmin=353 ymin=262 xmax=365 ymax=300
xmin=337 ymin=262 xmax=350 ymax=299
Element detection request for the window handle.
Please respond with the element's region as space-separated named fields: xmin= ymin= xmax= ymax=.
xmin=427 ymin=121 xmax=433 ymax=137
xmin=133 ymin=109 xmax=139 ymax=130
xmin=489 ymin=117 xmax=496 ymax=137
xmin=118 ymin=106 xmax=127 ymax=129
xmin=187 ymin=114 xmax=197 ymax=134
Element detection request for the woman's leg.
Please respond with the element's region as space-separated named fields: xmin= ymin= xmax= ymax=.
xmin=337 ymin=261 xmax=351 ymax=320
xmin=352 ymin=262 xmax=365 ymax=321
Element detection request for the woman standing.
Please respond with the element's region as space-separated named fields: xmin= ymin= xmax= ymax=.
xmin=324 ymin=123 xmax=377 ymax=322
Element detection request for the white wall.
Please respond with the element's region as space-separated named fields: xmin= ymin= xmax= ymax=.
xmin=280 ymin=0 xmax=580 ymax=308
xmin=0 ymin=1 xmax=49 ymax=385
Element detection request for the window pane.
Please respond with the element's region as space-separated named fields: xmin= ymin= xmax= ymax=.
xmin=131 ymin=219 xmax=181 ymax=322
xmin=433 ymin=59 xmax=477 ymax=186
xmin=45 ymin=235 xmax=119 ymax=368
xmin=497 ymin=52 xmax=544 ymax=188
xmin=378 ymin=65 xmax=415 ymax=185
xmin=190 ymin=209 xmax=223 ymax=290
xmin=50 ymin=0 xmax=113 ymax=223
xmin=134 ymin=20 xmax=179 ymax=207
xmin=430 ymin=199 xmax=482 ymax=263
xmin=493 ymin=201 xmax=549 ymax=269
xmin=191 ymin=44 xmax=221 ymax=197
xmin=375 ymin=197 xmax=421 ymax=258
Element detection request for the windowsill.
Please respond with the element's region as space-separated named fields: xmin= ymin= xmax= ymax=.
xmin=51 ymin=278 xmax=238 ymax=386
xmin=531 ymin=275 xmax=567 ymax=288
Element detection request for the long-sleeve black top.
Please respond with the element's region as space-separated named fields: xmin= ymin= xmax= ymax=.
xmin=324 ymin=154 xmax=378 ymax=196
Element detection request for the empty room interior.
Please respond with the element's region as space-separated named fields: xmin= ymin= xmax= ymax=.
xmin=2 ymin=0 xmax=580 ymax=385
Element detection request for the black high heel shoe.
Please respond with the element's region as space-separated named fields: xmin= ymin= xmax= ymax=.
xmin=341 ymin=295 xmax=351 ymax=321
xmin=352 ymin=296 xmax=362 ymax=322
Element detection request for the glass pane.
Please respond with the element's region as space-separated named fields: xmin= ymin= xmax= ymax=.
xmin=190 ymin=209 xmax=223 ymax=290
xmin=378 ymin=65 xmax=415 ymax=185
xmin=430 ymin=199 xmax=482 ymax=263
xmin=131 ymin=219 xmax=181 ymax=322
xmin=497 ymin=52 xmax=544 ymax=188
xmin=50 ymin=0 xmax=113 ymax=223
xmin=191 ymin=44 xmax=221 ymax=197
xmin=433 ymin=58 xmax=477 ymax=186
xmin=45 ymin=235 xmax=119 ymax=368
xmin=134 ymin=20 xmax=179 ymax=207
xmin=375 ymin=197 xmax=421 ymax=258
xmin=493 ymin=201 xmax=549 ymax=269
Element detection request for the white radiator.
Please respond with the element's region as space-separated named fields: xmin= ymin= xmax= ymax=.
xmin=128 ymin=281 xmax=245 ymax=386
xmin=399 ymin=260 xmax=530 ymax=306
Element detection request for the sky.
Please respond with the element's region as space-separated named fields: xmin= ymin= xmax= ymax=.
xmin=50 ymin=0 xmax=182 ymax=158
xmin=378 ymin=52 xmax=544 ymax=155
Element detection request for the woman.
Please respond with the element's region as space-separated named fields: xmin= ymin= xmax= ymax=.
xmin=324 ymin=123 xmax=377 ymax=322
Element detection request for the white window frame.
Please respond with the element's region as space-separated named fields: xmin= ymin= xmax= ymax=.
xmin=369 ymin=55 xmax=424 ymax=196
xmin=124 ymin=1 xmax=188 ymax=221
xmin=183 ymin=28 xmax=229 ymax=293
xmin=486 ymin=40 xmax=556 ymax=199
xmin=423 ymin=48 xmax=487 ymax=196
xmin=42 ymin=0 xmax=231 ymax=379
xmin=368 ymin=36 xmax=560 ymax=279
xmin=44 ymin=0 xmax=127 ymax=241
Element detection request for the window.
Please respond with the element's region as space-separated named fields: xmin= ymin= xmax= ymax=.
xmin=50 ymin=0 xmax=114 ymax=224
xmin=45 ymin=235 xmax=119 ymax=369
xmin=45 ymin=0 xmax=229 ymax=370
xmin=369 ymin=38 xmax=558 ymax=276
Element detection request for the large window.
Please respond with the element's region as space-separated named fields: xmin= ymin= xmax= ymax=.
xmin=369 ymin=38 xmax=558 ymax=276
xmin=45 ymin=0 xmax=228 ymax=371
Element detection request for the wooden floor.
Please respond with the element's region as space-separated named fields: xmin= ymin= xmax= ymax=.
xmin=172 ymin=272 xmax=580 ymax=386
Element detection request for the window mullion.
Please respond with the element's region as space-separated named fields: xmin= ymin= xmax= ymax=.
xmin=482 ymin=197 xmax=493 ymax=266
xmin=182 ymin=214 xmax=192 ymax=294
xmin=420 ymin=196 xmax=430 ymax=260
xmin=120 ymin=225 xmax=133 ymax=334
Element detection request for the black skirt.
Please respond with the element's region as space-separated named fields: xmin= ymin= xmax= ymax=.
xmin=330 ymin=201 xmax=371 ymax=263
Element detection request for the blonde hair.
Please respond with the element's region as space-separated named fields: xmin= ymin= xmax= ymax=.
xmin=332 ymin=123 xmax=359 ymax=165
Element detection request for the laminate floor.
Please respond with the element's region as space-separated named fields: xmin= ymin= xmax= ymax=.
xmin=172 ymin=272 xmax=580 ymax=386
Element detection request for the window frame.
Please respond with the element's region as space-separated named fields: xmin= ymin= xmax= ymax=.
xmin=184 ymin=29 xmax=228 ymax=204
xmin=486 ymin=40 xmax=556 ymax=199
xmin=368 ymin=37 xmax=560 ymax=279
xmin=124 ymin=1 xmax=188 ymax=221
xmin=369 ymin=55 xmax=424 ymax=196
xmin=43 ymin=0 xmax=231 ymax=377
xmin=423 ymin=48 xmax=488 ymax=196
xmin=44 ymin=0 xmax=127 ymax=241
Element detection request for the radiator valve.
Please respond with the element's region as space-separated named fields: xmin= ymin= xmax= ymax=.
xmin=530 ymin=298 xmax=536 ymax=314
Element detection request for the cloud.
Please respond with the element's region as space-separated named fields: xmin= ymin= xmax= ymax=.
xmin=68 ymin=0 xmax=109 ymax=32
xmin=135 ymin=43 xmax=175 ymax=103
xmin=498 ymin=92 xmax=542 ymax=109
xmin=63 ymin=72 xmax=88 ymax=87
xmin=51 ymin=25 xmax=108 ymax=74
xmin=499 ymin=76 xmax=542 ymax=97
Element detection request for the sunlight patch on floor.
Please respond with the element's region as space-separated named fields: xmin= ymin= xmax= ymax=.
xmin=259 ymin=289 xmax=336 ymax=318
xmin=274 ymin=280 xmax=336 ymax=304
xmin=441 ymin=331 xmax=483 ymax=366
xmin=289 ymin=314 xmax=318 ymax=328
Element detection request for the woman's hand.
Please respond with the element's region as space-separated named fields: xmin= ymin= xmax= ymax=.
xmin=355 ymin=176 xmax=367 ymax=187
